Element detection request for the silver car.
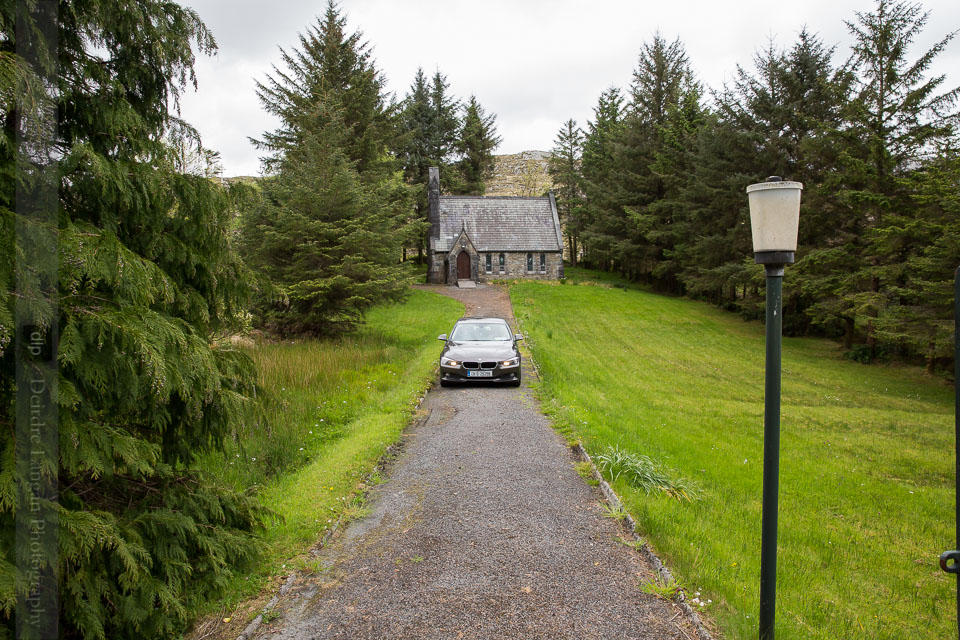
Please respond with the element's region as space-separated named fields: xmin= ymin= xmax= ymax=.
xmin=437 ymin=317 xmax=522 ymax=387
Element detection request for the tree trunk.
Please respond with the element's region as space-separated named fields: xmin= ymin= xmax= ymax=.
xmin=926 ymin=341 xmax=936 ymax=375
xmin=843 ymin=316 xmax=855 ymax=349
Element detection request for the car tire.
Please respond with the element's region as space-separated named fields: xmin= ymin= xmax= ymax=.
xmin=440 ymin=379 xmax=451 ymax=388
xmin=510 ymin=377 xmax=521 ymax=387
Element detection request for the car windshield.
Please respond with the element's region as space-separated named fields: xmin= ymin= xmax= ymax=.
xmin=450 ymin=322 xmax=512 ymax=342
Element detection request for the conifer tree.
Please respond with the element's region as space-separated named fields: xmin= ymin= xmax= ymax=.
xmin=709 ymin=31 xmax=850 ymax=326
xmin=1 ymin=2 xmax=267 ymax=637
xmin=609 ymin=33 xmax=697 ymax=283
xmin=580 ymin=87 xmax=625 ymax=269
xmin=427 ymin=70 xmax=462 ymax=192
xmin=244 ymin=1 xmax=414 ymax=330
xmin=882 ymin=151 xmax=960 ymax=371
xmin=398 ymin=68 xmax=434 ymax=190
xmin=456 ymin=95 xmax=501 ymax=195
xmin=807 ymin=0 xmax=959 ymax=354
xmin=643 ymin=87 xmax=706 ymax=292
xmin=240 ymin=104 xmax=413 ymax=335
xmin=254 ymin=0 xmax=395 ymax=176
xmin=397 ymin=67 xmax=438 ymax=260
xmin=548 ymin=119 xmax=586 ymax=263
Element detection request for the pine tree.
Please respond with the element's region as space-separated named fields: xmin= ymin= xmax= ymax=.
xmin=610 ymin=33 xmax=697 ymax=283
xmin=644 ymin=87 xmax=706 ymax=292
xmin=677 ymin=114 xmax=760 ymax=305
xmin=711 ymin=31 xmax=850 ymax=328
xmin=427 ymin=70 xmax=462 ymax=192
xmin=456 ymin=96 xmax=501 ymax=195
xmin=240 ymin=104 xmax=413 ymax=335
xmin=1 ymin=2 xmax=267 ymax=637
xmin=244 ymin=1 xmax=415 ymax=331
xmin=812 ymin=0 xmax=959 ymax=355
xmin=396 ymin=68 xmax=438 ymax=261
xmin=254 ymin=0 xmax=395 ymax=176
xmin=580 ymin=87 xmax=625 ymax=270
xmin=398 ymin=68 xmax=434 ymax=190
xmin=548 ymin=119 xmax=585 ymax=263
xmin=882 ymin=151 xmax=960 ymax=371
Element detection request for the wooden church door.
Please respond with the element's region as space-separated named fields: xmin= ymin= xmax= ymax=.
xmin=456 ymin=252 xmax=471 ymax=280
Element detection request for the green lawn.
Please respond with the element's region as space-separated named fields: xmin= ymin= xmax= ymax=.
xmin=510 ymin=275 xmax=955 ymax=639
xmin=193 ymin=289 xmax=463 ymax=626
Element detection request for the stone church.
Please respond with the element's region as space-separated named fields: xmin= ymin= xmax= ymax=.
xmin=425 ymin=167 xmax=564 ymax=285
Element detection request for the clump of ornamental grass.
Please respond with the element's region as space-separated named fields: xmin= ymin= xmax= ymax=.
xmin=594 ymin=445 xmax=700 ymax=502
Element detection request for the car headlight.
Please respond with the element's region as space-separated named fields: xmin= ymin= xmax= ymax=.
xmin=501 ymin=357 xmax=520 ymax=367
xmin=441 ymin=357 xmax=460 ymax=366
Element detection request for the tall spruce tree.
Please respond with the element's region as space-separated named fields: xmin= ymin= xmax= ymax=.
xmin=607 ymin=33 xmax=697 ymax=283
xmin=707 ymin=31 xmax=850 ymax=327
xmin=1 ymin=2 xmax=267 ymax=637
xmin=245 ymin=3 xmax=413 ymax=334
xmin=580 ymin=87 xmax=625 ymax=270
xmin=240 ymin=103 xmax=413 ymax=335
xmin=456 ymin=95 xmax=501 ymax=195
xmin=427 ymin=70 xmax=462 ymax=192
xmin=548 ymin=119 xmax=586 ymax=263
xmin=396 ymin=68 xmax=437 ymax=261
xmin=398 ymin=68 xmax=433 ymax=191
xmin=644 ymin=86 xmax=706 ymax=292
xmin=884 ymin=151 xmax=960 ymax=371
xmin=254 ymin=0 xmax=395 ymax=177
xmin=807 ymin=0 xmax=959 ymax=355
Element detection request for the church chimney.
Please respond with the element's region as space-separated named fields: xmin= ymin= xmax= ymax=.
xmin=427 ymin=166 xmax=440 ymax=232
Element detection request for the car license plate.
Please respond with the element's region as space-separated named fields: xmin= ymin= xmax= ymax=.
xmin=467 ymin=370 xmax=493 ymax=378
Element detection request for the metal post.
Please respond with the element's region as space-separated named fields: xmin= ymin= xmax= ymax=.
xmin=940 ymin=267 xmax=960 ymax=639
xmin=759 ymin=265 xmax=784 ymax=640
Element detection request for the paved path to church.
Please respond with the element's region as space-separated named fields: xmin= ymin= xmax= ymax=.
xmin=264 ymin=284 xmax=700 ymax=640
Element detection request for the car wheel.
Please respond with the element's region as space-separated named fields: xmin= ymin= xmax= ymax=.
xmin=510 ymin=377 xmax=521 ymax=387
xmin=440 ymin=379 xmax=451 ymax=388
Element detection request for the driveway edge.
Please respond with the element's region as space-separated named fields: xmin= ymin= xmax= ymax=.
xmin=233 ymin=389 xmax=435 ymax=640
xmin=574 ymin=442 xmax=715 ymax=640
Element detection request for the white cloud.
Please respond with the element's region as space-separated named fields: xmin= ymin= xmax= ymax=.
xmin=178 ymin=0 xmax=960 ymax=176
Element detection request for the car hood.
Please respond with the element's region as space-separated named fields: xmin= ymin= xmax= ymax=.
xmin=444 ymin=341 xmax=517 ymax=360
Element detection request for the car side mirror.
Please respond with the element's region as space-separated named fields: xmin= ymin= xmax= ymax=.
xmin=438 ymin=334 xmax=447 ymax=341
xmin=514 ymin=334 xmax=523 ymax=341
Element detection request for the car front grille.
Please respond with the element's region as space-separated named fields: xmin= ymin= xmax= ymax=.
xmin=461 ymin=361 xmax=499 ymax=369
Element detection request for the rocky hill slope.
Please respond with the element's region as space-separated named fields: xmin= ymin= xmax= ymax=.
xmin=222 ymin=151 xmax=555 ymax=197
xmin=484 ymin=150 xmax=554 ymax=197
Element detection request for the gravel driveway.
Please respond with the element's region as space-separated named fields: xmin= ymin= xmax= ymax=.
xmin=263 ymin=284 xmax=700 ymax=639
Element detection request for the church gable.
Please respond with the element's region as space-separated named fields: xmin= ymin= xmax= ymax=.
xmin=434 ymin=195 xmax=563 ymax=254
xmin=426 ymin=167 xmax=564 ymax=284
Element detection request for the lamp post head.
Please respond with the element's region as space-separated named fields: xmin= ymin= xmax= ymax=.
xmin=747 ymin=176 xmax=803 ymax=266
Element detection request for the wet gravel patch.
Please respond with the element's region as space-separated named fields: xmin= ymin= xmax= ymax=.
xmin=264 ymin=284 xmax=699 ymax=639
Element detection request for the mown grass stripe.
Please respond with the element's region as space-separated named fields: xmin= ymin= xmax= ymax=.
xmin=511 ymin=275 xmax=954 ymax=640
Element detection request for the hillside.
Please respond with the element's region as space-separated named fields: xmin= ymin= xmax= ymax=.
xmin=222 ymin=153 xmax=555 ymax=198
xmin=484 ymin=150 xmax=554 ymax=196
xmin=511 ymin=268 xmax=955 ymax=640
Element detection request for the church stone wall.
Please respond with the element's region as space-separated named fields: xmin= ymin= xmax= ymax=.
xmin=475 ymin=251 xmax=563 ymax=283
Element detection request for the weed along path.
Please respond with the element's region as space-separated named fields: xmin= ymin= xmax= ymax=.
xmin=263 ymin=284 xmax=700 ymax=639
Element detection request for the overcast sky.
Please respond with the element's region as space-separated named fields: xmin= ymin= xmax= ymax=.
xmin=178 ymin=0 xmax=960 ymax=177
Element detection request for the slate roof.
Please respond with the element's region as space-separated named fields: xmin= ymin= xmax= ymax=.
xmin=435 ymin=196 xmax=563 ymax=253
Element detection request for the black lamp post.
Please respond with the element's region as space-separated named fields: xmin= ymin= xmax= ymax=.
xmin=746 ymin=176 xmax=803 ymax=640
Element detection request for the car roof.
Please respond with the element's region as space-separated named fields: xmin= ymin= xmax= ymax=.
xmin=456 ymin=317 xmax=509 ymax=324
